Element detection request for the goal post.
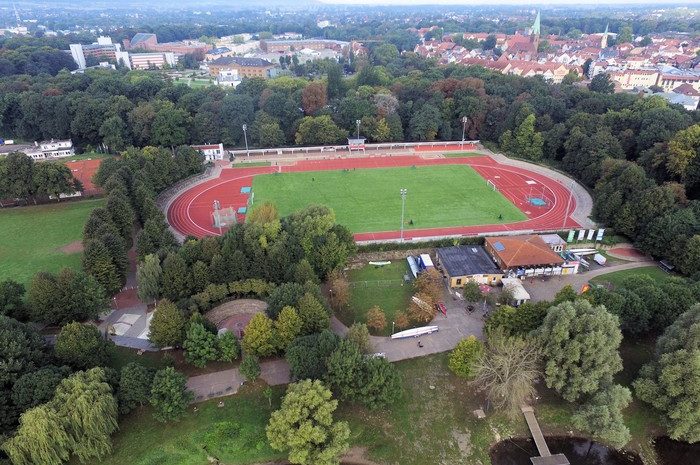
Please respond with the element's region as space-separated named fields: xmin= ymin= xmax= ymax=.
xmin=486 ymin=179 xmax=497 ymax=191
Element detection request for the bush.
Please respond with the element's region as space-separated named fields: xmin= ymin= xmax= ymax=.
xmin=346 ymin=323 xmax=371 ymax=353
xmin=366 ymin=306 xmax=387 ymax=333
xmin=217 ymin=331 xmax=240 ymax=362
xmin=448 ymin=336 xmax=483 ymax=379
xmin=240 ymin=354 xmax=261 ymax=381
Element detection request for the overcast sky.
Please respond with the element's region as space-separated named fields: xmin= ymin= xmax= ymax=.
xmin=317 ymin=0 xmax=694 ymax=4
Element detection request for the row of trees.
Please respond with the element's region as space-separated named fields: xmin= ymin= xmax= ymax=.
xmin=0 ymin=152 xmax=81 ymax=203
xmin=135 ymin=203 xmax=355 ymax=314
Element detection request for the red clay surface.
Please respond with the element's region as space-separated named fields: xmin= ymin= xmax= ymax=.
xmin=168 ymin=155 xmax=580 ymax=241
xmin=65 ymin=158 xmax=102 ymax=195
xmin=608 ymin=247 xmax=647 ymax=259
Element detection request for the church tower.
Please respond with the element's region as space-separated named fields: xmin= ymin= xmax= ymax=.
xmin=601 ymin=23 xmax=610 ymax=49
xmin=529 ymin=11 xmax=541 ymax=52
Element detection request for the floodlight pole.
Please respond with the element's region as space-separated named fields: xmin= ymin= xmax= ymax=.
xmin=400 ymin=188 xmax=407 ymax=241
xmin=355 ymin=119 xmax=361 ymax=140
xmin=392 ymin=321 xmax=395 ymax=335
xmin=242 ymin=124 xmax=249 ymax=157
xmin=461 ymin=116 xmax=468 ymax=148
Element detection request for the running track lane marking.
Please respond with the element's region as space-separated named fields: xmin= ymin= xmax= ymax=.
xmin=168 ymin=158 xmax=578 ymax=240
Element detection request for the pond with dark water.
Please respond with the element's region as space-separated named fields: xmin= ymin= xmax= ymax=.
xmin=490 ymin=437 xmax=643 ymax=465
xmin=654 ymin=436 xmax=700 ymax=465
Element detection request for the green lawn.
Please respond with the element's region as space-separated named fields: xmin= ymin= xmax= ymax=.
xmin=251 ymin=165 xmax=526 ymax=233
xmin=443 ymin=152 xmax=483 ymax=157
xmin=99 ymin=350 xmax=660 ymax=465
xmin=340 ymin=261 xmax=413 ymax=336
xmin=91 ymin=382 xmax=286 ymax=465
xmin=589 ymin=265 xmax=672 ymax=288
xmin=0 ymin=199 xmax=104 ymax=284
xmin=60 ymin=152 xmax=113 ymax=162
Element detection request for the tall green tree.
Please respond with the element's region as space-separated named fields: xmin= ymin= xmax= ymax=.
xmin=33 ymin=162 xmax=77 ymax=200
xmin=117 ymin=362 xmax=154 ymax=414
xmin=538 ymin=300 xmax=623 ymax=402
xmin=183 ymin=322 xmax=218 ymax=368
xmin=500 ymin=113 xmax=543 ymax=160
xmin=295 ymin=115 xmax=347 ymax=146
xmin=161 ymin=252 xmax=190 ymax=301
xmin=149 ymin=367 xmax=192 ymax=422
xmin=275 ymin=306 xmax=303 ymax=351
xmin=148 ymin=300 xmax=185 ymax=348
xmin=82 ymin=239 xmax=122 ymax=296
xmin=136 ymin=253 xmax=162 ymax=304
xmin=297 ymin=292 xmax=330 ymax=335
xmin=572 ymin=384 xmax=632 ymax=449
xmin=325 ymin=339 xmax=364 ymax=401
xmin=0 ymin=279 xmax=27 ymax=319
xmin=266 ymin=379 xmax=350 ymax=465
xmin=50 ymin=368 xmax=118 ymax=463
xmin=242 ymin=313 xmax=276 ymax=357
xmin=54 ymin=322 xmax=111 ymax=370
xmin=634 ymin=304 xmax=700 ymax=442
xmin=448 ymin=336 xmax=484 ymax=379
xmin=12 ymin=366 xmax=70 ymax=413
xmin=2 ymin=405 xmax=72 ymax=465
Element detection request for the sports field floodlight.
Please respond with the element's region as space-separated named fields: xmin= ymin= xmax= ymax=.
xmin=242 ymin=124 xmax=250 ymax=157
xmin=461 ymin=116 xmax=468 ymax=147
xmin=355 ymin=119 xmax=361 ymax=139
xmin=400 ymin=188 xmax=407 ymax=241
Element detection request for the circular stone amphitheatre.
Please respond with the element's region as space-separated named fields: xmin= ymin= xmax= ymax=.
xmin=167 ymin=147 xmax=582 ymax=242
xmin=205 ymin=299 xmax=268 ymax=337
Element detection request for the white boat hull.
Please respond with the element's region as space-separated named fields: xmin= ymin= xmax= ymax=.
xmin=391 ymin=325 xmax=439 ymax=339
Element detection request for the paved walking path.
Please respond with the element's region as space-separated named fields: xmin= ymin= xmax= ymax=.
xmin=189 ymin=296 xmax=484 ymax=401
xmin=187 ymin=359 xmax=290 ymax=401
xmin=524 ymin=260 xmax=657 ymax=302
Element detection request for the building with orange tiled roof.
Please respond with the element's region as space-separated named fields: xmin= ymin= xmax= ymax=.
xmin=484 ymin=235 xmax=565 ymax=271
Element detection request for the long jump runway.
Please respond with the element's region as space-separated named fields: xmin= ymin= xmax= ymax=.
xmin=167 ymin=155 xmax=580 ymax=241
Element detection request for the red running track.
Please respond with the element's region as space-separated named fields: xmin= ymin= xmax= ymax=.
xmin=167 ymin=155 xmax=580 ymax=241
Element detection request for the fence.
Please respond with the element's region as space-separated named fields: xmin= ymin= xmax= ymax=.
xmin=227 ymin=140 xmax=481 ymax=158
xmin=155 ymin=164 xmax=215 ymax=210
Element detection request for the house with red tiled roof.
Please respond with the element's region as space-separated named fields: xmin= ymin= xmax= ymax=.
xmin=484 ymin=235 xmax=565 ymax=269
xmin=673 ymin=83 xmax=700 ymax=97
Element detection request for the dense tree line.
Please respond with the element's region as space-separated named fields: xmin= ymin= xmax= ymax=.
xmin=2 ymin=53 xmax=700 ymax=277
xmin=0 ymin=152 xmax=81 ymax=203
xmin=0 ymin=46 xmax=75 ymax=77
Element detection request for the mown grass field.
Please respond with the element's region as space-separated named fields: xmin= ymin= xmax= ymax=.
xmin=94 ymin=348 xmax=661 ymax=465
xmin=251 ymin=165 xmax=526 ymax=233
xmin=589 ymin=265 xmax=672 ymax=288
xmin=59 ymin=151 xmax=113 ymax=162
xmin=340 ymin=261 xmax=413 ymax=336
xmin=0 ymin=198 xmax=104 ymax=284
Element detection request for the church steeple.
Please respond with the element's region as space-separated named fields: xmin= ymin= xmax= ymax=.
xmin=529 ymin=11 xmax=541 ymax=53
xmin=601 ymin=23 xmax=609 ymax=48
xmin=531 ymin=11 xmax=541 ymax=36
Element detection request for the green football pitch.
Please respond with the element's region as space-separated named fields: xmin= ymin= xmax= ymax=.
xmin=251 ymin=165 xmax=526 ymax=232
xmin=0 ymin=199 xmax=103 ymax=285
